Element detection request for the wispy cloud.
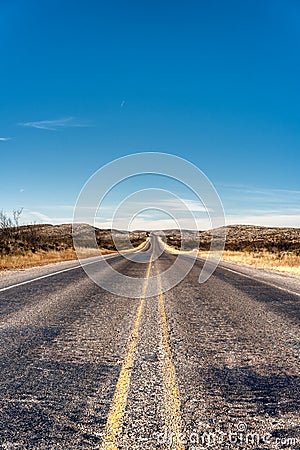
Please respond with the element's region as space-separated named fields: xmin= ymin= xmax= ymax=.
xmin=218 ymin=182 xmax=300 ymax=198
xmin=226 ymin=213 xmax=300 ymax=228
xmin=22 ymin=209 xmax=73 ymax=225
xmin=0 ymin=137 xmax=11 ymax=141
xmin=19 ymin=116 xmax=90 ymax=131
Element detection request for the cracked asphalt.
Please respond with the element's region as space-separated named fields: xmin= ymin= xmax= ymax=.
xmin=0 ymin=236 xmax=299 ymax=449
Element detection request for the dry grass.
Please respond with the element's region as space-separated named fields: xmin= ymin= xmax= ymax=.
xmin=0 ymin=239 xmax=149 ymax=272
xmin=0 ymin=247 xmax=114 ymax=271
xmin=148 ymin=239 xmax=300 ymax=276
xmin=121 ymin=237 xmax=149 ymax=253
xmin=163 ymin=241 xmax=198 ymax=255
xmin=198 ymin=250 xmax=300 ymax=276
xmin=165 ymin=241 xmax=300 ymax=276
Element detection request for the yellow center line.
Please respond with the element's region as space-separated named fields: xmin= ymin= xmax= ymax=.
xmin=157 ymin=271 xmax=185 ymax=450
xmin=100 ymin=257 xmax=152 ymax=450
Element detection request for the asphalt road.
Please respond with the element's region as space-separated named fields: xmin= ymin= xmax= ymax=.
xmin=0 ymin=236 xmax=299 ymax=449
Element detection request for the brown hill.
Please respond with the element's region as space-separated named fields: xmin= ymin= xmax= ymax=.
xmin=1 ymin=221 xmax=299 ymax=256
xmin=163 ymin=225 xmax=300 ymax=252
xmin=0 ymin=223 xmax=148 ymax=255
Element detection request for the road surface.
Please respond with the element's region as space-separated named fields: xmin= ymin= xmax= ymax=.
xmin=0 ymin=236 xmax=299 ymax=449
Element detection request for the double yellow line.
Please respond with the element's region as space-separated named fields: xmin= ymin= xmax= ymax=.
xmin=100 ymin=258 xmax=152 ymax=450
xmin=100 ymin=258 xmax=184 ymax=450
xmin=157 ymin=274 xmax=185 ymax=450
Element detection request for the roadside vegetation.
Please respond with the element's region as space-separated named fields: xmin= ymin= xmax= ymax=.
xmin=164 ymin=226 xmax=300 ymax=276
xmin=198 ymin=249 xmax=300 ymax=276
xmin=0 ymin=210 xmax=147 ymax=271
xmin=0 ymin=248 xmax=102 ymax=271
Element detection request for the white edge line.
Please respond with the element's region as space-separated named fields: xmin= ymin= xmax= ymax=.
xmin=193 ymin=254 xmax=300 ymax=298
xmin=215 ymin=263 xmax=300 ymax=298
xmin=0 ymin=253 xmax=122 ymax=293
xmin=164 ymin=248 xmax=300 ymax=299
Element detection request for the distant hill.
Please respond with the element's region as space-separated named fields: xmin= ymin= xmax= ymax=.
xmin=1 ymin=222 xmax=300 ymax=256
xmin=0 ymin=223 xmax=148 ymax=255
xmin=163 ymin=225 xmax=300 ymax=252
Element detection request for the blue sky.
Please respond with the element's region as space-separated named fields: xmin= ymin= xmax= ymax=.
xmin=0 ymin=0 xmax=299 ymax=229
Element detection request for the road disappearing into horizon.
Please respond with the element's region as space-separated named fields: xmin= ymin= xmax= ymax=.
xmin=0 ymin=235 xmax=299 ymax=449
